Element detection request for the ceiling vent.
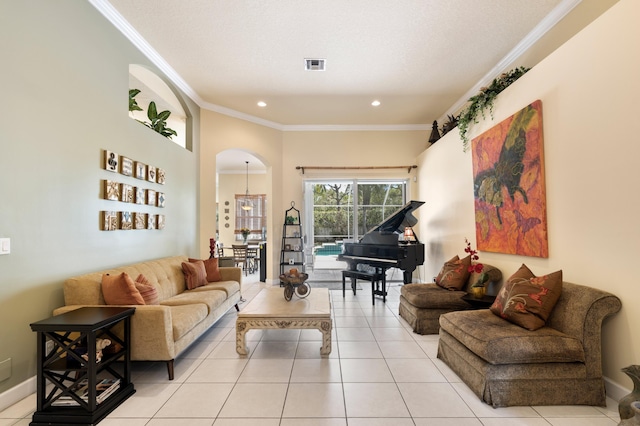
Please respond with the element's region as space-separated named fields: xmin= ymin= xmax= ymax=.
xmin=305 ymin=58 xmax=326 ymax=71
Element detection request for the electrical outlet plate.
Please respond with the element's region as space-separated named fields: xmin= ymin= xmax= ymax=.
xmin=0 ymin=238 xmax=9 ymax=255
xmin=46 ymin=340 xmax=54 ymax=354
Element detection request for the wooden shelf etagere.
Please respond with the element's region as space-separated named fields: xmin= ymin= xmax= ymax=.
xmin=280 ymin=202 xmax=305 ymax=284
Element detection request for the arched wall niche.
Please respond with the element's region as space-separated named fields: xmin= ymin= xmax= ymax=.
xmin=129 ymin=64 xmax=191 ymax=149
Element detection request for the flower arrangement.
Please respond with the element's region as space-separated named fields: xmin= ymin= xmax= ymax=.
xmin=240 ymin=228 xmax=250 ymax=240
xmin=465 ymin=238 xmax=488 ymax=288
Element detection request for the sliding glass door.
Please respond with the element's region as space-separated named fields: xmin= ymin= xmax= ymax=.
xmin=304 ymin=179 xmax=407 ymax=269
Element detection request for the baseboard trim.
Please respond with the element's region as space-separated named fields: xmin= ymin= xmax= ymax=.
xmin=605 ymin=375 xmax=630 ymax=403
xmin=0 ymin=376 xmax=36 ymax=412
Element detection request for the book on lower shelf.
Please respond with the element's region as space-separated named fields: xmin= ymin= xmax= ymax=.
xmin=52 ymin=378 xmax=121 ymax=406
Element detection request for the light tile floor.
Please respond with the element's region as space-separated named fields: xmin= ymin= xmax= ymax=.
xmin=1 ymin=273 xmax=622 ymax=426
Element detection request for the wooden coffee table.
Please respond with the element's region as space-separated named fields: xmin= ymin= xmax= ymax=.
xmin=236 ymin=287 xmax=332 ymax=356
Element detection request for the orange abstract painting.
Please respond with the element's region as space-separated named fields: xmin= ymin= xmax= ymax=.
xmin=471 ymin=100 xmax=548 ymax=257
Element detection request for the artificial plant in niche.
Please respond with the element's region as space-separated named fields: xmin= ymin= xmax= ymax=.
xmin=128 ymin=89 xmax=178 ymax=140
xmin=458 ymin=67 xmax=530 ymax=151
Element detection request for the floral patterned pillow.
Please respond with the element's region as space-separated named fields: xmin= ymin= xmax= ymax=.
xmin=490 ymin=264 xmax=563 ymax=330
xmin=435 ymin=255 xmax=471 ymax=291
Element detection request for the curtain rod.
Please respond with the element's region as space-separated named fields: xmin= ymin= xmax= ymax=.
xmin=296 ymin=165 xmax=417 ymax=174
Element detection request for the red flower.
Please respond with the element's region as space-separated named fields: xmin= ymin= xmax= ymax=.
xmin=464 ymin=238 xmax=484 ymax=274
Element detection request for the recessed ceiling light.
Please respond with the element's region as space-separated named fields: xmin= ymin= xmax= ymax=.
xmin=371 ymin=100 xmax=381 ymax=107
xmin=257 ymin=101 xmax=267 ymax=107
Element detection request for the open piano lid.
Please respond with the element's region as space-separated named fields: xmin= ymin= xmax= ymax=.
xmin=359 ymin=200 xmax=425 ymax=244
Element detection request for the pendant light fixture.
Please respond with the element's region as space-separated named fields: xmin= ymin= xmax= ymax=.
xmin=241 ymin=161 xmax=253 ymax=211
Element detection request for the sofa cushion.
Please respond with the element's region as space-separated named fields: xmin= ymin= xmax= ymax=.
xmin=167 ymin=303 xmax=209 ymax=341
xmin=436 ymin=255 xmax=471 ymax=291
xmin=189 ymin=257 xmax=222 ymax=282
xmin=181 ymin=260 xmax=208 ymax=290
xmin=187 ymin=280 xmax=240 ymax=297
xmin=490 ymin=264 xmax=563 ymax=331
xmin=401 ymin=283 xmax=469 ymax=309
xmin=439 ymin=309 xmax=585 ymax=365
xmin=135 ymin=274 xmax=159 ymax=305
xmin=161 ymin=289 xmax=227 ymax=315
xmin=101 ymin=272 xmax=145 ymax=305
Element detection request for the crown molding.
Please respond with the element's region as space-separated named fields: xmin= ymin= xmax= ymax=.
xmin=91 ymin=0 xmax=580 ymax=133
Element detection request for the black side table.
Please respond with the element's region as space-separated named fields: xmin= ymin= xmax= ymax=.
xmin=30 ymin=307 xmax=136 ymax=426
xmin=461 ymin=294 xmax=496 ymax=309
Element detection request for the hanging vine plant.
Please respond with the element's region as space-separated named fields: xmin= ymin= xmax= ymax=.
xmin=458 ymin=66 xmax=530 ymax=151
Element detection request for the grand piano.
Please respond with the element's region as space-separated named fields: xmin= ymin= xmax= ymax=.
xmin=338 ymin=200 xmax=425 ymax=284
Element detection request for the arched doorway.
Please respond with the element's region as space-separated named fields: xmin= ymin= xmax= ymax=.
xmin=215 ymin=150 xmax=268 ymax=272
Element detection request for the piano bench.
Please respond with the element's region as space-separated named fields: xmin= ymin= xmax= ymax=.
xmin=341 ymin=270 xmax=387 ymax=305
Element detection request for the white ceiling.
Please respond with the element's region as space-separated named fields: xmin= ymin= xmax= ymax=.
xmin=94 ymin=0 xmax=616 ymax=171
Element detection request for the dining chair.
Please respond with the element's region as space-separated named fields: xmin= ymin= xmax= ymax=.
xmin=246 ymin=245 xmax=258 ymax=274
xmin=232 ymin=245 xmax=249 ymax=275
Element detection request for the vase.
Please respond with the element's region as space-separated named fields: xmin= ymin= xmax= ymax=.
xmin=470 ymin=286 xmax=486 ymax=299
xmin=619 ymin=365 xmax=640 ymax=425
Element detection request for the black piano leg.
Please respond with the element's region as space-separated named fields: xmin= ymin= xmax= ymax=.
xmin=403 ymin=270 xmax=414 ymax=284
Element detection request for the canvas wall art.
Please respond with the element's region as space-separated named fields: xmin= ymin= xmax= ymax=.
xmin=120 ymin=211 xmax=132 ymax=230
xmin=471 ymin=99 xmax=548 ymax=258
xmin=104 ymin=180 xmax=120 ymax=201
xmin=121 ymin=184 xmax=134 ymax=203
xmin=102 ymin=211 xmax=118 ymax=231
xmin=134 ymin=213 xmax=147 ymax=230
xmin=104 ymin=151 xmax=118 ymax=172
xmin=120 ymin=156 xmax=133 ymax=176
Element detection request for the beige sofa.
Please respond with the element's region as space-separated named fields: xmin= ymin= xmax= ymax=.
xmin=53 ymin=256 xmax=241 ymax=380
xmin=437 ymin=281 xmax=621 ymax=407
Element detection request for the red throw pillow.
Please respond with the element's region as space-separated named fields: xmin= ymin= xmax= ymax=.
xmin=182 ymin=261 xmax=207 ymax=289
xmin=188 ymin=257 xmax=222 ymax=282
xmin=101 ymin=272 xmax=145 ymax=305
xmin=134 ymin=274 xmax=159 ymax=305
xmin=490 ymin=264 xmax=563 ymax=330
xmin=435 ymin=255 xmax=471 ymax=291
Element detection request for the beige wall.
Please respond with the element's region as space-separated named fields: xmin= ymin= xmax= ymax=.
xmin=417 ymin=0 xmax=638 ymax=388
xmin=0 ymin=1 xmax=200 ymax=396
xmin=199 ymin=110 xmax=283 ymax=278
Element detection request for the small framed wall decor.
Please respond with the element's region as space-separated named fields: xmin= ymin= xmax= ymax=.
xmin=105 ymin=151 xmax=119 ymax=172
xmin=147 ymin=165 xmax=156 ymax=183
xmin=135 ymin=162 xmax=147 ymax=180
xmin=157 ymin=168 xmax=165 ymax=184
xmin=157 ymin=214 xmax=165 ymax=229
xmin=120 ymin=211 xmax=132 ymax=230
xmin=120 ymin=156 xmax=133 ymax=176
xmin=121 ymin=184 xmax=134 ymax=203
xmin=147 ymin=189 xmax=156 ymax=206
xmin=134 ymin=187 xmax=145 ymax=204
xmin=102 ymin=211 xmax=118 ymax=230
xmin=104 ymin=180 xmax=120 ymax=201
xmin=134 ymin=212 xmax=147 ymax=230
xmin=157 ymin=192 xmax=165 ymax=208
xmin=147 ymin=214 xmax=156 ymax=229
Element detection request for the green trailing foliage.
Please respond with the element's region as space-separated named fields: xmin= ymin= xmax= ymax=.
xmin=129 ymin=89 xmax=178 ymax=140
xmin=458 ymin=67 xmax=530 ymax=151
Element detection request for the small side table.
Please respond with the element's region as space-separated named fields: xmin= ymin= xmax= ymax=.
xmin=461 ymin=294 xmax=496 ymax=309
xmin=30 ymin=307 xmax=136 ymax=426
